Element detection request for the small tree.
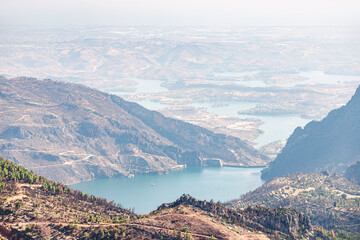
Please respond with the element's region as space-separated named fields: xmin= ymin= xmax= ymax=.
xmin=15 ymin=201 xmax=22 ymax=210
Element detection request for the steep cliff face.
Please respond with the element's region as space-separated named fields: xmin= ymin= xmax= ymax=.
xmin=0 ymin=77 xmax=268 ymax=184
xmin=262 ymin=85 xmax=360 ymax=181
xmin=345 ymin=161 xmax=360 ymax=185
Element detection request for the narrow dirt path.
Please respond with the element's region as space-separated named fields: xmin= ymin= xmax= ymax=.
xmin=123 ymin=223 xmax=215 ymax=238
xmin=2 ymin=221 xmax=216 ymax=239
xmin=4 ymin=194 xmax=27 ymax=204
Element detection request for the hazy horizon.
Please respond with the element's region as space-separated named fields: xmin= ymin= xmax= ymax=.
xmin=1 ymin=0 xmax=360 ymax=26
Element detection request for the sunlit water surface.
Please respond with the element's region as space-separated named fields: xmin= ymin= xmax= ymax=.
xmin=70 ymin=167 xmax=264 ymax=214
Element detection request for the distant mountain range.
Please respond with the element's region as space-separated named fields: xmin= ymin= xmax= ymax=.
xmin=0 ymin=77 xmax=268 ymax=184
xmin=261 ymin=85 xmax=360 ymax=181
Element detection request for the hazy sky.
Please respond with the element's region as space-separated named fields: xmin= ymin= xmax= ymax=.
xmin=1 ymin=0 xmax=360 ymax=26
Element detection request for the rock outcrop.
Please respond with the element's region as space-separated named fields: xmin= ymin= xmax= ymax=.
xmin=345 ymin=161 xmax=360 ymax=185
xmin=158 ymin=194 xmax=312 ymax=239
xmin=227 ymin=173 xmax=360 ymax=234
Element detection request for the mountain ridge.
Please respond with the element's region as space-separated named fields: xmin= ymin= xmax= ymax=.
xmin=0 ymin=76 xmax=268 ymax=184
xmin=261 ymin=85 xmax=360 ymax=181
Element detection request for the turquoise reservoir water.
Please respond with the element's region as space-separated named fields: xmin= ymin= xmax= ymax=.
xmin=70 ymin=167 xmax=264 ymax=214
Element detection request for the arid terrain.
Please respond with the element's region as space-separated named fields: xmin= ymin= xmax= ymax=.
xmin=0 ymin=77 xmax=268 ymax=184
xmin=227 ymin=173 xmax=360 ymax=237
xmin=0 ymin=156 xmax=318 ymax=240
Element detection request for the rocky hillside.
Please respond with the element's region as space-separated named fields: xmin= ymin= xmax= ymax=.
xmin=0 ymin=77 xmax=268 ymax=184
xmin=158 ymin=194 xmax=313 ymax=240
xmin=227 ymin=173 xmax=360 ymax=236
xmin=261 ymin=85 xmax=360 ymax=181
xmin=0 ymin=156 xmax=315 ymax=240
xmin=345 ymin=161 xmax=360 ymax=185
